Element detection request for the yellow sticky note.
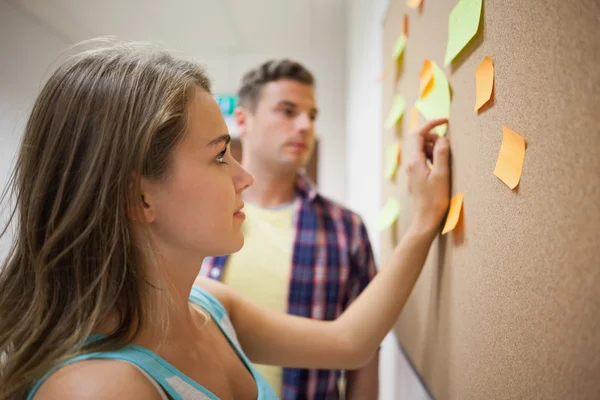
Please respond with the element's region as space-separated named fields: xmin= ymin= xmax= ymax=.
xmin=442 ymin=193 xmax=464 ymax=235
xmin=393 ymin=34 xmax=407 ymax=60
xmin=475 ymin=56 xmax=494 ymax=111
xmin=419 ymin=59 xmax=434 ymax=99
xmin=385 ymin=95 xmax=406 ymax=129
xmin=414 ymin=62 xmax=451 ymax=136
xmin=407 ymin=0 xmax=423 ymax=8
xmin=444 ymin=0 xmax=483 ymax=66
xmin=385 ymin=143 xmax=402 ymax=180
xmin=377 ymin=198 xmax=401 ymax=231
xmin=494 ymin=126 xmax=526 ymax=189
xmin=410 ymin=107 xmax=419 ymax=130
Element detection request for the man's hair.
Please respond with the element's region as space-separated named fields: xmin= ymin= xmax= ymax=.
xmin=237 ymin=59 xmax=315 ymax=111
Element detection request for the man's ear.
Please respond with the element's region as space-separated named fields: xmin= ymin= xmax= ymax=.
xmin=234 ymin=106 xmax=249 ymax=138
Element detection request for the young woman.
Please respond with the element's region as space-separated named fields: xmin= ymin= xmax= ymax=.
xmin=0 ymin=40 xmax=450 ymax=400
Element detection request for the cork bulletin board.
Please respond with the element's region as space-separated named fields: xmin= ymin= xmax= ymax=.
xmin=380 ymin=0 xmax=600 ymax=399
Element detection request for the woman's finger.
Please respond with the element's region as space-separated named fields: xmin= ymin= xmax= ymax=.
xmin=411 ymin=119 xmax=447 ymax=156
xmin=432 ymin=137 xmax=450 ymax=175
xmin=416 ymin=118 xmax=448 ymax=138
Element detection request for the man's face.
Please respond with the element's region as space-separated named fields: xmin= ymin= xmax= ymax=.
xmin=237 ymin=79 xmax=318 ymax=173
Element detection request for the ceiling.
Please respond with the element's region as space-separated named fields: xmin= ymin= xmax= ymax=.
xmin=8 ymin=0 xmax=346 ymax=57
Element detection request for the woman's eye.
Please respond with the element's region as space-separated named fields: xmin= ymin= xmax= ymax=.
xmin=282 ymin=108 xmax=294 ymax=117
xmin=216 ymin=148 xmax=228 ymax=165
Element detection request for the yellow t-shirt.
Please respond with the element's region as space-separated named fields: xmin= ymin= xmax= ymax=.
xmin=221 ymin=201 xmax=295 ymax=397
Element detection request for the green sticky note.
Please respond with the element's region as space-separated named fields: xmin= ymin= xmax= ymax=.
xmin=393 ymin=34 xmax=407 ymax=60
xmin=376 ymin=198 xmax=401 ymax=231
xmin=385 ymin=143 xmax=401 ymax=180
xmin=414 ymin=62 xmax=451 ymax=136
xmin=385 ymin=95 xmax=406 ymax=129
xmin=444 ymin=0 xmax=483 ymax=66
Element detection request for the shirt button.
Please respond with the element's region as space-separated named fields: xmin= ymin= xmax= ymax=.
xmin=210 ymin=268 xmax=221 ymax=279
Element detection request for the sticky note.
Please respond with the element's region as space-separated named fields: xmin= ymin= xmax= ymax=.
xmin=442 ymin=193 xmax=464 ymax=234
xmin=410 ymin=107 xmax=419 ymax=130
xmin=393 ymin=34 xmax=408 ymax=60
xmin=444 ymin=0 xmax=483 ymax=66
xmin=414 ymin=62 xmax=451 ymax=136
xmin=407 ymin=0 xmax=423 ymax=8
xmin=494 ymin=126 xmax=526 ymax=189
xmin=377 ymin=198 xmax=401 ymax=231
xmin=419 ymin=59 xmax=434 ymax=99
xmin=475 ymin=56 xmax=494 ymax=111
xmin=385 ymin=143 xmax=402 ymax=180
xmin=385 ymin=95 xmax=406 ymax=129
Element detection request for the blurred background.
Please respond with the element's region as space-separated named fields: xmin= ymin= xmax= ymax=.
xmin=0 ymin=0 xmax=427 ymax=399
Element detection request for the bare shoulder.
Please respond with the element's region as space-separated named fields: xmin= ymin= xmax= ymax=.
xmin=33 ymin=358 xmax=163 ymax=400
xmin=193 ymin=276 xmax=237 ymax=314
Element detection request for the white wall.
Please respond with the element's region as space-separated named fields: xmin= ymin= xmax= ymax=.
xmin=0 ymin=1 xmax=70 ymax=259
xmin=345 ymin=0 xmax=432 ymax=399
xmin=345 ymin=0 xmax=386 ymax=255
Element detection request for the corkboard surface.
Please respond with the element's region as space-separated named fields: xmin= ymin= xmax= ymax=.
xmin=380 ymin=1 xmax=600 ymax=399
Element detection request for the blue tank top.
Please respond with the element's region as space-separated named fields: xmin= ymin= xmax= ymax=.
xmin=27 ymin=286 xmax=278 ymax=399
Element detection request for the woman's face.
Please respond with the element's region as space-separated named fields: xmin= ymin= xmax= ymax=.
xmin=141 ymin=86 xmax=253 ymax=259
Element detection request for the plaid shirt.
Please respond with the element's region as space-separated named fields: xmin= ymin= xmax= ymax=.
xmin=200 ymin=174 xmax=377 ymax=400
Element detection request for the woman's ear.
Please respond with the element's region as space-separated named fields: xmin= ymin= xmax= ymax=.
xmin=128 ymin=176 xmax=156 ymax=223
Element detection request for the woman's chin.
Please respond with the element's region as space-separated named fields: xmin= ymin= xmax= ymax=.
xmin=204 ymin=234 xmax=244 ymax=257
xmin=231 ymin=236 xmax=244 ymax=253
xmin=224 ymin=235 xmax=245 ymax=255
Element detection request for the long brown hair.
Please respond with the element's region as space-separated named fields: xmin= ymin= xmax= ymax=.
xmin=0 ymin=39 xmax=211 ymax=399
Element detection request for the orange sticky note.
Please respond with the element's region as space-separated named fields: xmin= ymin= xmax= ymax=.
xmin=403 ymin=13 xmax=409 ymax=37
xmin=475 ymin=56 xmax=494 ymax=111
xmin=419 ymin=60 xmax=434 ymax=99
xmin=410 ymin=107 xmax=419 ymax=130
xmin=407 ymin=0 xmax=423 ymax=8
xmin=494 ymin=126 xmax=526 ymax=189
xmin=442 ymin=192 xmax=464 ymax=235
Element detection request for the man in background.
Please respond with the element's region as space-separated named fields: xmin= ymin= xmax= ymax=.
xmin=201 ymin=59 xmax=379 ymax=399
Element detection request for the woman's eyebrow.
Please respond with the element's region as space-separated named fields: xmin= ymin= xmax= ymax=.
xmin=207 ymin=134 xmax=231 ymax=147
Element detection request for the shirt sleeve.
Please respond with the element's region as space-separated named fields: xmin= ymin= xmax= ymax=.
xmin=345 ymin=216 xmax=378 ymax=307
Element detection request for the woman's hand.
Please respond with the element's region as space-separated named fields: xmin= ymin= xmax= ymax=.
xmin=405 ymin=118 xmax=451 ymax=234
